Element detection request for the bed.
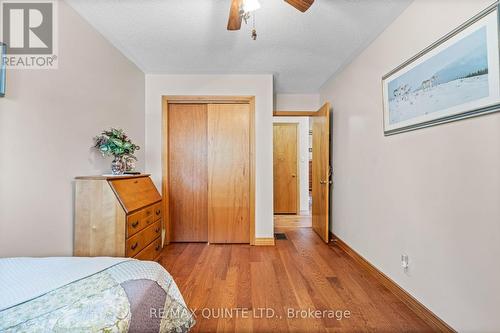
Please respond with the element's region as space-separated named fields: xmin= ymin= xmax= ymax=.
xmin=0 ymin=257 xmax=195 ymax=332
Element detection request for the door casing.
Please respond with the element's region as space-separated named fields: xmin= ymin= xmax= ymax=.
xmin=273 ymin=103 xmax=332 ymax=243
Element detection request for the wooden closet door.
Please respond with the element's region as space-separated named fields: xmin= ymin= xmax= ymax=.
xmin=168 ymin=104 xmax=208 ymax=242
xmin=208 ymin=104 xmax=250 ymax=244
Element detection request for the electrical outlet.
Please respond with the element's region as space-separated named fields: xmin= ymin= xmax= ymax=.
xmin=401 ymin=254 xmax=409 ymax=271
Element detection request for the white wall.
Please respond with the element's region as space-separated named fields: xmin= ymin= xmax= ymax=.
xmin=272 ymin=117 xmax=309 ymax=212
xmin=320 ymin=0 xmax=500 ymax=331
xmin=0 ymin=0 xmax=145 ymax=257
xmin=145 ymin=74 xmax=274 ymax=239
xmin=275 ymin=93 xmax=320 ymax=111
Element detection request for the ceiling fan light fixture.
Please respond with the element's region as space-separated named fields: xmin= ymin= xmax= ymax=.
xmin=242 ymin=0 xmax=261 ymax=13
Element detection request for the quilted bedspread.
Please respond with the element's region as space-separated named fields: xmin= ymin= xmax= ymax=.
xmin=0 ymin=259 xmax=195 ymax=333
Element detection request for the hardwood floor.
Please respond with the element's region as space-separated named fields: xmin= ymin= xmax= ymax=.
xmin=274 ymin=193 xmax=313 ymax=228
xmin=274 ymin=212 xmax=312 ymax=228
xmin=159 ymin=228 xmax=433 ymax=332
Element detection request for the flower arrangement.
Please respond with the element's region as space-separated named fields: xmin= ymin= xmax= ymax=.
xmin=93 ymin=128 xmax=140 ymax=175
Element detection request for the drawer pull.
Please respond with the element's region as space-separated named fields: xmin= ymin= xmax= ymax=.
xmin=131 ymin=242 xmax=138 ymax=250
xmin=155 ymin=209 xmax=161 ymax=216
xmin=146 ymin=210 xmax=151 ymax=216
xmin=155 ymin=244 xmax=161 ymax=251
xmin=155 ymin=227 xmax=160 ymax=233
xmin=131 ymin=221 xmax=139 ymax=228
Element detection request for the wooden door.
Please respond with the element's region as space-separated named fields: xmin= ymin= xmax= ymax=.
xmin=168 ymin=104 xmax=208 ymax=242
xmin=208 ymin=104 xmax=250 ymax=243
xmin=273 ymin=123 xmax=299 ymax=214
xmin=312 ymin=103 xmax=331 ymax=243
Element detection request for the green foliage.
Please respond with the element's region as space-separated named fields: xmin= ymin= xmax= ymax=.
xmin=93 ymin=128 xmax=140 ymax=159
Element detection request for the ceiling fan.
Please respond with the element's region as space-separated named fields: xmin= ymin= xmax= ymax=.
xmin=227 ymin=0 xmax=314 ymax=39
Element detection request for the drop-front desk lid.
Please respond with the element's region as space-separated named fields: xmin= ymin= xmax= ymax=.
xmin=75 ymin=174 xmax=161 ymax=214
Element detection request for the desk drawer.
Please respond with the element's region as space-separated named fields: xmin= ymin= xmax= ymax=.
xmin=126 ymin=220 xmax=161 ymax=257
xmin=152 ymin=202 xmax=162 ymax=221
xmin=134 ymin=237 xmax=162 ymax=261
xmin=127 ymin=210 xmax=146 ymax=237
xmin=127 ymin=205 xmax=160 ymax=237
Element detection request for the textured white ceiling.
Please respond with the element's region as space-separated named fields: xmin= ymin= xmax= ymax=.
xmin=66 ymin=0 xmax=411 ymax=93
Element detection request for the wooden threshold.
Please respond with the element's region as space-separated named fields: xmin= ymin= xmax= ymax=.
xmin=330 ymin=232 xmax=456 ymax=333
xmin=254 ymin=237 xmax=275 ymax=246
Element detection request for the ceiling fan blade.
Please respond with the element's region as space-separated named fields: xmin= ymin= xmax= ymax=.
xmin=227 ymin=0 xmax=242 ymax=31
xmin=285 ymin=0 xmax=314 ymax=12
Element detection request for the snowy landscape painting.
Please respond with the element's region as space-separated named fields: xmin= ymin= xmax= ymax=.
xmin=382 ymin=6 xmax=500 ymax=135
xmin=388 ymin=27 xmax=489 ymax=124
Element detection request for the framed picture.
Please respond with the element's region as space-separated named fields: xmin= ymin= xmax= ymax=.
xmin=382 ymin=3 xmax=500 ymax=135
xmin=0 ymin=43 xmax=5 ymax=97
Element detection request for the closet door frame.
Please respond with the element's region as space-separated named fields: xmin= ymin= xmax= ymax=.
xmin=161 ymin=96 xmax=256 ymax=245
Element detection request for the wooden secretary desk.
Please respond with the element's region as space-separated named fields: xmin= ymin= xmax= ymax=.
xmin=74 ymin=174 xmax=163 ymax=261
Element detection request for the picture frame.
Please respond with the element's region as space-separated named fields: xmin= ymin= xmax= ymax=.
xmin=382 ymin=2 xmax=500 ymax=135
xmin=0 ymin=42 xmax=5 ymax=97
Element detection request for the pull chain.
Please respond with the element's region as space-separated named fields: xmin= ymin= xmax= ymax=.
xmin=251 ymin=13 xmax=257 ymax=40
